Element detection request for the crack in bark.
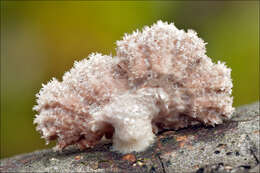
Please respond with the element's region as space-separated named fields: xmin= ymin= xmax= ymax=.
xmin=250 ymin=148 xmax=259 ymax=164
xmin=246 ymin=135 xmax=259 ymax=164
xmin=156 ymin=154 xmax=166 ymax=173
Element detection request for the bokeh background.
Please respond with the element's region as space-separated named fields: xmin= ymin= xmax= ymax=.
xmin=1 ymin=1 xmax=259 ymax=158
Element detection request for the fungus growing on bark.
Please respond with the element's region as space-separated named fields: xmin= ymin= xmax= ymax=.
xmin=34 ymin=21 xmax=234 ymax=153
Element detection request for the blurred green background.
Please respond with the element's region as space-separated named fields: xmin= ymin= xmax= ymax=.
xmin=1 ymin=1 xmax=259 ymax=158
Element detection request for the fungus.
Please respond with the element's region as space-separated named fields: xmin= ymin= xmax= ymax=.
xmin=34 ymin=21 xmax=234 ymax=153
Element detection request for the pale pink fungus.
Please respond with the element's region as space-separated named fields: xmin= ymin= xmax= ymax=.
xmin=34 ymin=21 xmax=234 ymax=153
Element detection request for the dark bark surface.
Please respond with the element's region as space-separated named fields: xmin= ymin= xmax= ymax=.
xmin=0 ymin=102 xmax=259 ymax=173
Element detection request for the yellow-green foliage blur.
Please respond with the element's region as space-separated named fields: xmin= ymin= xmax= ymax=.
xmin=1 ymin=1 xmax=259 ymax=158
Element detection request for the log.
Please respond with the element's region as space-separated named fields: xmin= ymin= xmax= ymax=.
xmin=0 ymin=102 xmax=259 ymax=173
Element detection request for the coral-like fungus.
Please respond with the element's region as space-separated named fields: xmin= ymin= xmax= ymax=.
xmin=34 ymin=21 xmax=234 ymax=153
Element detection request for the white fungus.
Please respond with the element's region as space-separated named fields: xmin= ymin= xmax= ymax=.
xmin=34 ymin=21 xmax=234 ymax=153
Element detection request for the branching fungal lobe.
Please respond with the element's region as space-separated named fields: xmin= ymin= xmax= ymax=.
xmin=34 ymin=21 xmax=234 ymax=153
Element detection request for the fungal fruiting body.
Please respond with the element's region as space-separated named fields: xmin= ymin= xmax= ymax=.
xmin=34 ymin=21 xmax=234 ymax=153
